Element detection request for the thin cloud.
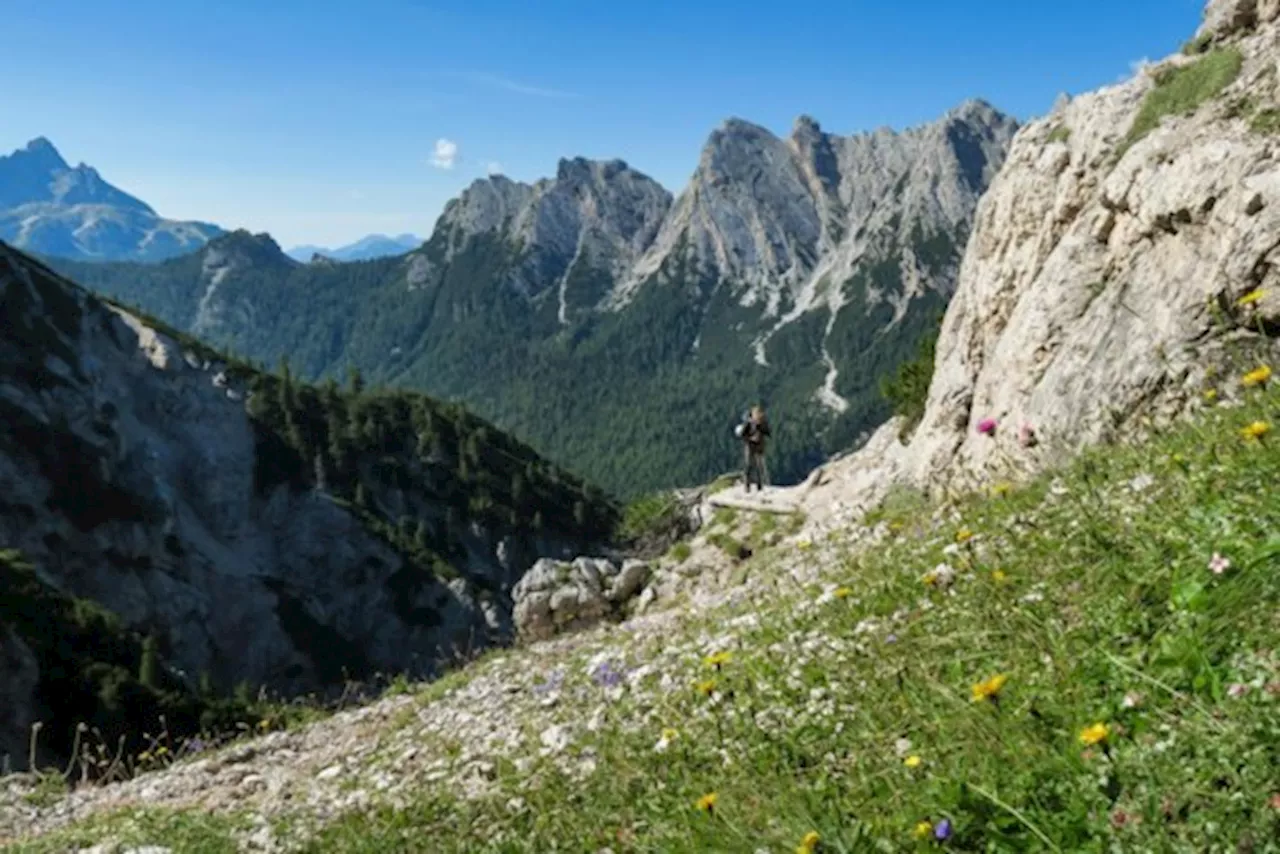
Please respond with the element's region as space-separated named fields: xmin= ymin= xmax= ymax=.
xmin=443 ymin=71 xmax=581 ymax=99
xmin=431 ymin=138 xmax=459 ymax=170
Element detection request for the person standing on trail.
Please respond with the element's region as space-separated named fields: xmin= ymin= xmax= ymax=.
xmin=737 ymin=405 xmax=771 ymax=493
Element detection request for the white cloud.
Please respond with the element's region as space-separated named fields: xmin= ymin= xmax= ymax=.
xmin=431 ymin=138 xmax=459 ymax=170
xmin=486 ymin=161 xmax=504 ymax=176
xmin=440 ymin=71 xmax=581 ymax=99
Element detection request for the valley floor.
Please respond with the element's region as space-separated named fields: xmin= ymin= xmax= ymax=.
xmin=2 ymin=385 xmax=1279 ymax=853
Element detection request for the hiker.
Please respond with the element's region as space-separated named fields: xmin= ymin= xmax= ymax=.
xmin=737 ymin=405 xmax=771 ymax=492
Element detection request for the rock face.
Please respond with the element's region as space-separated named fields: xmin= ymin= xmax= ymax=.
xmin=512 ymin=558 xmax=651 ymax=641
xmin=0 ymin=241 xmax=609 ymax=765
xmin=800 ymin=0 xmax=1280 ymax=525
xmin=0 ymin=137 xmax=223 ymax=262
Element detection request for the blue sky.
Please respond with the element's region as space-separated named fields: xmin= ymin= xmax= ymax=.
xmin=3 ymin=0 xmax=1206 ymax=248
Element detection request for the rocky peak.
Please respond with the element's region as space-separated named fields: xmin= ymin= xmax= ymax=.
xmin=1197 ymin=0 xmax=1280 ymax=39
xmin=17 ymin=136 xmax=68 ymax=170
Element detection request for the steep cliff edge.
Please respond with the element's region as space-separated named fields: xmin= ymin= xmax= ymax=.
xmin=801 ymin=0 xmax=1280 ymax=527
xmin=0 ymin=242 xmax=615 ymax=768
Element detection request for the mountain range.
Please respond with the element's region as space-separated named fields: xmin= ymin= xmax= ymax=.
xmin=46 ymin=100 xmax=1019 ymax=498
xmin=286 ymin=233 xmax=422 ymax=263
xmin=0 ymin=137 xmax=223 ymax=262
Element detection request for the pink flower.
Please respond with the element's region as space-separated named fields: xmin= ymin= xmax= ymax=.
xmin=1227 ymin=683 xmax=1250 ymax=699
xmin=1018 ymin=422 xmax=1038 ymax=447
xmin=1208 ymin=552 xmax=1231 ymax=575
xmin=977 ymin=418 xmax=998 ymax=436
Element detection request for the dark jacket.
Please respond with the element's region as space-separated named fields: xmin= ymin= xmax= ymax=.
xmin=743 ymin=416 xmax=771 ymax=449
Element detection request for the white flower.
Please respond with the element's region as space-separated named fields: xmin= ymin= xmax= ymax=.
xmin=1127 ymin=473 xmax=1156 ymax=493
xmin=653 ymin=736 xmax=672 ymax=754
xmin=894 ymin=737 xmax=913 ymax=757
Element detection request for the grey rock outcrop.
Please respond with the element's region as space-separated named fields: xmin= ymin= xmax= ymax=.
xmin=0 ymin=138 xmax=222 ymax=262
xmin=799 ymin=0 xmax=1280 ymax=527
xmin=512 ymin=558 xmax=651 ymax=641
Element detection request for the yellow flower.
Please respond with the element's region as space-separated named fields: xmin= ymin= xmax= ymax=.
xmin=1203 ymin=389 xmax=1218 ymax=401
xmin=704 ymin=651 xmax=732 ymax=669
xmin=991 ymin=482 xmax=1014 ymax=498
xmin=834 ymin=586 xmax=853 ymax=599
xmin=971 ymin=673 xmax=1009 ymax=703
xmin=904 ymin=754 xmax=923 ymax=769
xmin=138 ymin=750 xmax=152 ymax=762
xmin=258 ymin=718 xmax=271 ymax=730
xmin=955 ymin=527 xmax=974 ymax=544
xmin=991 ymin=569 xmax=1008 ymax=584
xmin=888 ymin=520 xmax=904 ymax=533
xmin=697 ymin=679 xmax=718 ymax=696
xmin=1241 ymin=421 xmax=1272 ymax=441
xmin=1079 ymin=722 xmax=1110 ymax=746
xmin=797 ymin=539 xmax=813 ymax=551
xmin=796 ymin=830 xmax=821 ymax=853
xmin=913 ymin=820 xmax=934 ymax=839
xmin=1237 ymin=288 xmax=1267 ymax=307
xmin=696 ymin=792 xmax=719 ymax=812
xmin=156 ymin=745 xmax=169 ymax=755
xmin=661 ymin=727 xmax=679 ymax=741
xmin=1242 ymin=365 xmax=1273 ymax=388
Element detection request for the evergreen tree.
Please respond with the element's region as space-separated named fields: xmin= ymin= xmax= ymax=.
xmin=347 ymin=366 xmax=365 ymax=396
xmin=139 ymin=634 xmax=158 ymax=690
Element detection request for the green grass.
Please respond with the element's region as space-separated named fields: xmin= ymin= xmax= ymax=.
xmin=7 ymin=807 xmax=247 ymax=853
xmin=1250 ymin=107 xmax=1280 ymax=135
xmin=1046 ymin=124 xmax=1071 ymax=144
xmin=668 ymin=541 xmax=692 ymax=563
xmin=11 ymin=375 xmax=1280 ymax=853
xmin=1121 ymin=48 xmax=1244 ymax=154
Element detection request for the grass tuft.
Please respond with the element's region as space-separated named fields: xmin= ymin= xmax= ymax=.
xmin=1121 ymin=48 xmax=1244 ymax=154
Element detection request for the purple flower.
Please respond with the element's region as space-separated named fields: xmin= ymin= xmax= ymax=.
xmin=977 ymin=418 xmax=998 ymax=436
xmin=533 ymin=669 xmax=565 ymax=695
xmin=885 ymin=633 xmax=899 ymax=645
xmin=934 ymin=818 xmax=952 ymax=841
xmin=591 ymin=660 xmax=625 ymax=688
xmin=180 ymin=737 xmax=207 ymax=756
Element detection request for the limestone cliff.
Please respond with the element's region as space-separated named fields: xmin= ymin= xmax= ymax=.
xmin=803 ymin=0 xmax=1280 ymax=528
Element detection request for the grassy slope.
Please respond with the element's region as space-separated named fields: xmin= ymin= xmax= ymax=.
xmin=10 ymin=374 xmax=1280 ymax=853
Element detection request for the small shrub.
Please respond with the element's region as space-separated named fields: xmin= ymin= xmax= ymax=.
xmin=880 ymin=317 xmax=941 ymax=440
xmin=1046 ymin=124 xmax=1071 ymax=144
xmin=1182 ymin=31 xmax=1213 ymax=56
xmin=668 ymin=541 xmax=692 ymax=563
xmin=1121 ymin=48 xmax=1244 ymax=154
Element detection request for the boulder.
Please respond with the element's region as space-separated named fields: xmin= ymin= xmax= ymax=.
xmin=512 ymin=557 xmax=652 ymax=641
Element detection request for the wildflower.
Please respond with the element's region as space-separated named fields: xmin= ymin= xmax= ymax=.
xmin=934 ymin=818 xmax=953 ymax=841
xmin=977 ymin=418 xmax=998 ymax=436
xmin=591 ymin=660 xmax=625 ymax=688
xmin=1018 ymin=422 xmax=1038 ymax=447
xmin=894 ymin=737 xmax=913 ymax=757
xmin=1241 ymin=421 xmax=1271 ymax=441
xmin=797 ymin=539 xmax=813 ymax=551
xmin=971 ymin=673 xmax=1009 ymax=703
xmin=991 ymin=569 xmax=1008 ymax=584
xmin=258 ymin=719 xmax=271 ymax=730
xmin=923 ymin=563 xmax=956 ymax=589
xmin=1209 ymin=552 xmax=1231 ymax=575
xmin=1227 ymin=683 xmax=1250 ymax=699
xmin=955 ymin=527 xmax=974 ymax=544
xmin=1237 ymin=288 xmax=1267 ymax=307
xmin=1127 ymin=473 xmax=1155 ymax=493
xmin=697 ymin=679 xmax=718 ymax=697
xmin=913 ymin=821 xmax=933 ymax=840
xmin=991 ymin=481 xmax=1014 ymax=497
xmin=1121 ymin=692 xmax=1144 ymax=709
xmin=796 ymin=831 xmax=821 ymax=854
xmin=1079 ymin=722 xmax=1110 ymax=746
xmin=1242 ymin=365 xmax=1272 ymax=388
xmin=834 ymin=586 xmax=853 ymax=599
xmin=1203 ymin=389 xmax=1218 ymax=401
xmin=654 ymin=728 xmax=679 ymax=753
xmin=704 ymin=651 xmax=733 ymax=669
xmin=904 ymin=754 xmax=924 ymax=769
xmin=696 ymin=792 xmax=719 ymax=813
